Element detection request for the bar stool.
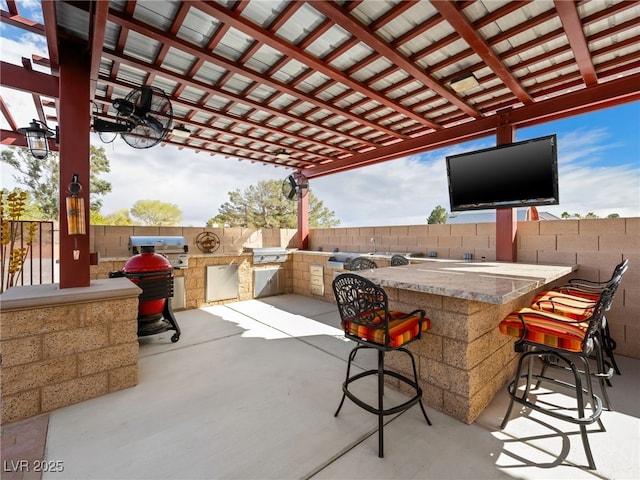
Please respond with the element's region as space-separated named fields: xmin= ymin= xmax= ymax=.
xmin=390 ymin=254 xmax=409 ymax=266
xmin=349 ymin=256 xmax=378 ymax=271
xmin=332 ymin=273 xmax=431 ymax=457
xmin=530 ymin=261 xmax=627 ymax=399
xmin=499 ymin=285 xmax=614 ymax=470
xmin=550 ymin=259 xmax=628 ymax=375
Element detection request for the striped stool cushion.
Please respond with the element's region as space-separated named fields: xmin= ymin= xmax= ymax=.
xmin=344 ymin=311 xmax=430 ymax=348
xmin=531 ymin=291 xmax=595 ymax=320
xmin=554 ymin=286 xmax=601 ymax=302
xmin=499 ymin=308 xmax=588 ymax=353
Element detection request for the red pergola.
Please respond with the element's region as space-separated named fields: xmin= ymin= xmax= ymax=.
xmin=1 ymin=0 xmax=639 ymax=288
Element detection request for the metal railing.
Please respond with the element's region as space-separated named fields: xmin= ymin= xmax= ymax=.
xmin=1 ymin=220 xmax=56 ymax=291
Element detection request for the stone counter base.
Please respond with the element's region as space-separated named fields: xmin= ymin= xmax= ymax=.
xmin=380 ymin=287 xmax=542 ymax=424
xmin=0 ymin=279 xmax=141 ymax=425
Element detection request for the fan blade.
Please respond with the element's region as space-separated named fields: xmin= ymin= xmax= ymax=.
xmin=136 ymin=86 xmax=153 ymax=115
xmin=287 ymin=175 xmax=297 ymax=200
xmin=145 ymin=115 xmax=164 ymax=136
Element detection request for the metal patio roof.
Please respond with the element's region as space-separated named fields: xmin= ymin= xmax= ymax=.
xmin=1 ymin=0 xmax=639 ymax=179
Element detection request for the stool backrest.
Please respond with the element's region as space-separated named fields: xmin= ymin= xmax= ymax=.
xmin=332 ymin=273 xmax=389 ymax=335
xmin=390 ymin=254 xmax=409 ymax=266
xmin=582 ymin=284 xmax=617 ymax=350
xmin=349 ymin=257 xmax=378 ymax=271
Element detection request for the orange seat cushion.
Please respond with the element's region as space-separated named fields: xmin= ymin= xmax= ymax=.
xmin=554 ymin=286 xmax=601 ymax=302
xmin=499 ymin=308 xmax=587 ymax=353
xmin=344 ymin=311 xmax=430 ymax=348
xmin=531 ymin=291 xmax=595 ymax=320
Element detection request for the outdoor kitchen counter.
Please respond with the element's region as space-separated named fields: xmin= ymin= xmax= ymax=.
xmin=355 ymin=260 xmax=576 ymax=304
xmin=353 ymin=260 xmax=576 ymax=424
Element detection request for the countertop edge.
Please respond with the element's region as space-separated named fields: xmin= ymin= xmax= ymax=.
xmin=0 ymin=278 xmax=143 ymax=311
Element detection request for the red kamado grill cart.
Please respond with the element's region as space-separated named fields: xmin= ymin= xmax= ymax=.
xmin=110 ymin=245 xmax=181 ymax=343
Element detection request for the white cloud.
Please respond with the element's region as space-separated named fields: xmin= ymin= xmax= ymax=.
xmin=94 ymin=136 xmax=287 ymax=226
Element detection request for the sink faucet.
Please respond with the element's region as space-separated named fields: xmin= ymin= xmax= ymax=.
xmin=370 ymin=237 xmax=376 ymax=254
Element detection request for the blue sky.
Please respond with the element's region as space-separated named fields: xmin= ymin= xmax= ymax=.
xmin=1 ymin=2 xmax=639 ymax=226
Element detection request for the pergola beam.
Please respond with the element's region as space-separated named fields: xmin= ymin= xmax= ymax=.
xmin=305 ymin=72 xmax=640 ymax=178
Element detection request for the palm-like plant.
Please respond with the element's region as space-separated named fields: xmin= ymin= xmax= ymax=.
xmin=1 ymin=190 xmax=38 ymax=293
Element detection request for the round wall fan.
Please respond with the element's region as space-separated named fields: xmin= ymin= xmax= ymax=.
xmin=282 ymin=172 xmax=309 ymax=201
xmin=93 ymin=85 xmax=173 ymax=149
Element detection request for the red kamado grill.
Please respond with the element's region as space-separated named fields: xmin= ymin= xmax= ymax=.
xmin=110 ymin=246 xmax=181 ymax=343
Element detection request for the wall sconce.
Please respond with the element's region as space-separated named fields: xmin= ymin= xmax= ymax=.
xmin=66 ymin=173 xmax=86 ymax=260
xmin=17 ymin=119 xmax=58 ymax=159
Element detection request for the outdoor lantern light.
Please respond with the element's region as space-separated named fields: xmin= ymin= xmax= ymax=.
xmin=17 ymin=119 xmax=58 ymax=159
xmin=66 ymin=173 xmax=86 ymax=260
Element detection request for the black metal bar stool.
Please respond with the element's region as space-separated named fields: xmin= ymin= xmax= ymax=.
xmin=390 ymin=254 xmax=409 ymax=266
xmin=499 ymin=285 xmax=615 ymax=470
xmin=348 ymin=256 xmax=378 ymax=271
xmin=529 ymin=260 xmax=627 ymax=403
xmin=549 ymin=259 xmax=628 ymax=376
xmin=332 ymin=273 xmax=431 ymax=457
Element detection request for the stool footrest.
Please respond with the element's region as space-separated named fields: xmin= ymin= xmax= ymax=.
xmin=342 ymin=369 xmax=423 ymax=417
xmin=507 ymin=374 xmax=603 ymax=426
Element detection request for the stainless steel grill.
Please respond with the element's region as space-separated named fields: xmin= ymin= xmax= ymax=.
xmin=128 ymin=236 xmax=189 ymax=269
xmin=248 ymin=247 xmax=288 ymax=264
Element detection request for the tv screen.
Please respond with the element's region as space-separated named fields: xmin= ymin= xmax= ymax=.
xmin=446 ymin=134 xmax=559 ymax=212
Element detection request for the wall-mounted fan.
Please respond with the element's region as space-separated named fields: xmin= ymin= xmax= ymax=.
xmin=282 ymin=172 xmax=309 ymax=201
xmin=93 ymin=86 xmax=173 ymax=149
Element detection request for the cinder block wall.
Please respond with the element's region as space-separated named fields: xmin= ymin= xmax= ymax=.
xmin=309 ymin=218 xmax=639 ymax=359
xmin=90 ymin=226 xmax=298 ymax=258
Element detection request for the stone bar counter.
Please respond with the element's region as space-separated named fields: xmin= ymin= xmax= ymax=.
xmin=356 ymin=259 xmax=576 ymax=424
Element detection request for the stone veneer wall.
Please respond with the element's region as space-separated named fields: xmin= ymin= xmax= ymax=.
xmin=0 ymin=279 xmax=141 ymax=425
xmin=303 ymin=217 xmax=639 ymax=359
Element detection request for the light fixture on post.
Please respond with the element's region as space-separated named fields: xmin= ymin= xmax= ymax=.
xmin=17 ymin=119 xmax=58 ymax=159
xmin=171 ymin=124 xmax=191 ymax=138
xmin=449 ymin=73 xmax=479 ymax=94
xmin=66 ymin=173 xmax=86 ymax=260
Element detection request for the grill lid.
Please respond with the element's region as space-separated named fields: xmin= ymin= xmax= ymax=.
xmin=247 ymin=247 xmax=288 ymax=264
xmin=129 ymin=236 xmax=188 ymax=254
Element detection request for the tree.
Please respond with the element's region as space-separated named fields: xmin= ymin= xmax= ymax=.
xmin=427 ymin=205 xmax=448 ymax=224
xmin=207 ymin=179 xmax=340 ymax=228
xmin=130 ymin=200 xmax=182 ymax=226
xmin=0 ymin=188 xmax=42 ymax=220
xmin=93 ymin=209 xmax=133 ymax=226
xmin=0 ymin=145 xmax=112 ymax=220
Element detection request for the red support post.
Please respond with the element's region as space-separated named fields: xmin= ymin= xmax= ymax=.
xmin=496 ymin=123 xmax=517 ymax=262
xmin=297 ymin=191 xmax=309 ymax=251
xmin=58 ymin=40 xmax=91 ymax=288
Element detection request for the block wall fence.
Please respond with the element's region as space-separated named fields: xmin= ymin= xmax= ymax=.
xmin=90 ymin=218 xmax=638 ymax=358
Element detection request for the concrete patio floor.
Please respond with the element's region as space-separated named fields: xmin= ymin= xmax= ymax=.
xmin=2 ymin=294 xmax=639 ymax=479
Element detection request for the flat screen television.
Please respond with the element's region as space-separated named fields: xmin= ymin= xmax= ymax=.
xmin=446 ymin=134 xmax=559 ymax=212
